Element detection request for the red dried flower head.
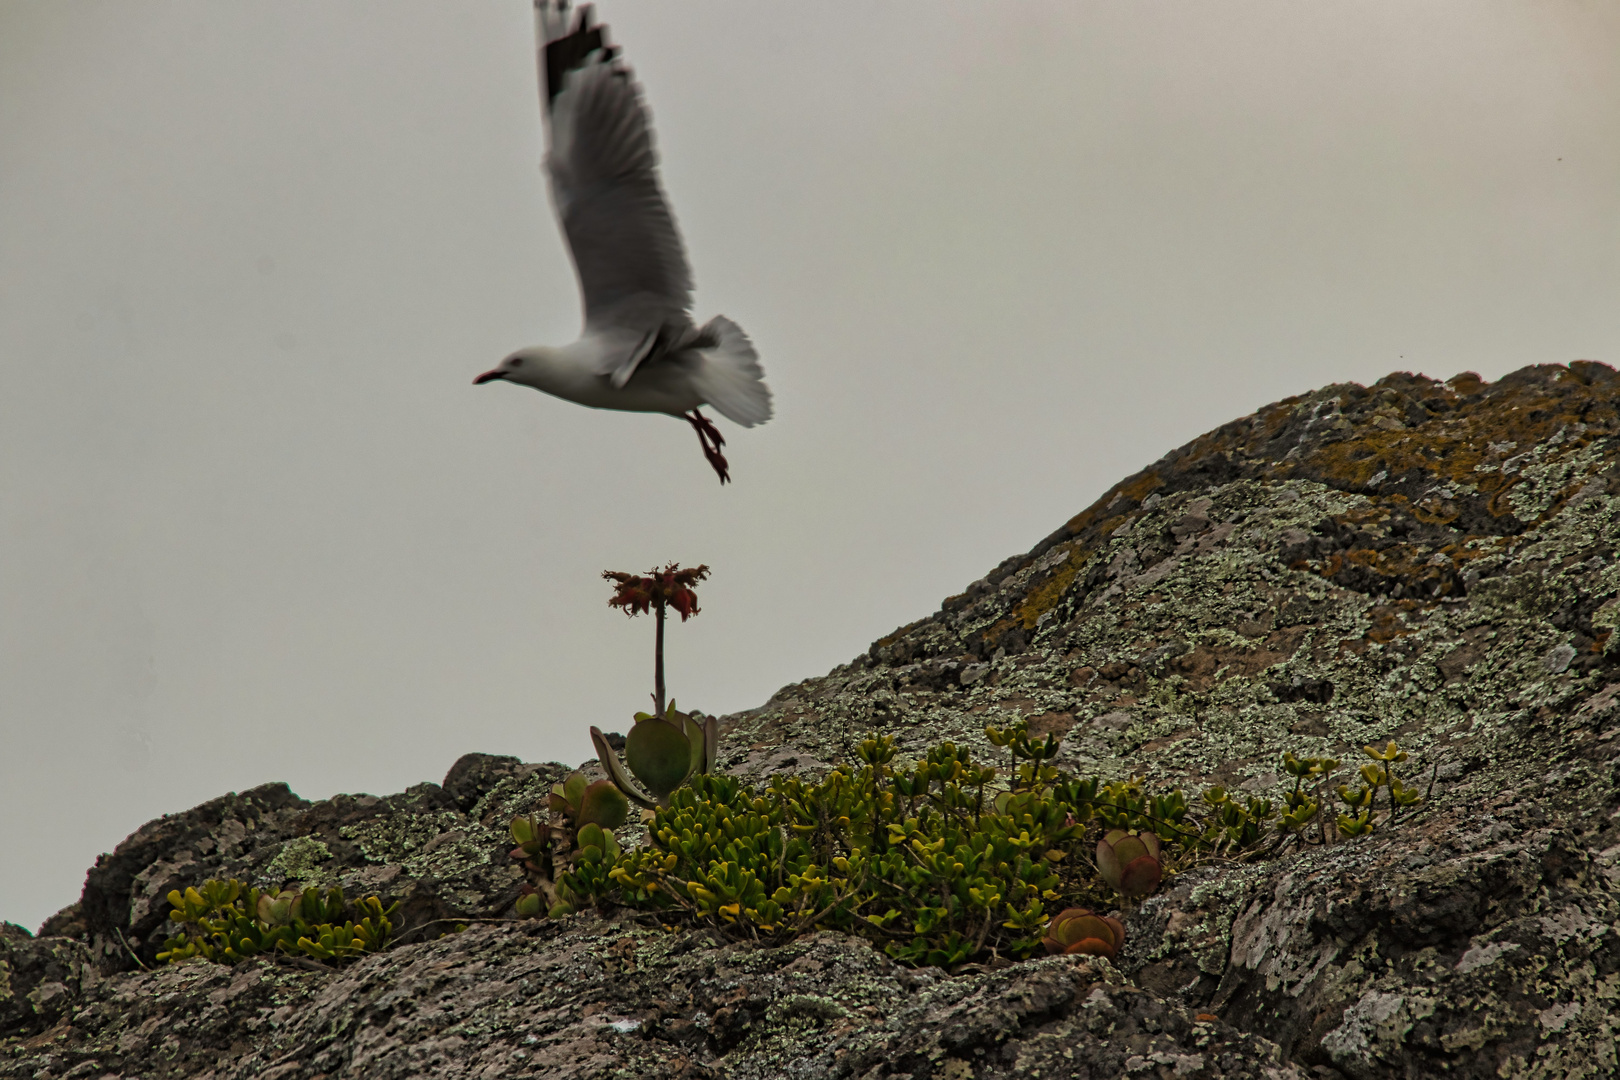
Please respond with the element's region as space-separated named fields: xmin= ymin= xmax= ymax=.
xmin=604 ymin=563 xmax=709 ymax=622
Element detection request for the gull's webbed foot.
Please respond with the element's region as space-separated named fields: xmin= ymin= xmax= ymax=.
xmin=684 ymin=409 xmax=730 ymax=484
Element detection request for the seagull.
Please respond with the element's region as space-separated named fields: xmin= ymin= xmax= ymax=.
xmin=474 ymin=1 xmax=772 ymax=484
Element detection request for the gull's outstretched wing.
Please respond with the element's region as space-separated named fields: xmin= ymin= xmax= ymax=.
xmin=536 ymin=2 xmax=693 ymax=350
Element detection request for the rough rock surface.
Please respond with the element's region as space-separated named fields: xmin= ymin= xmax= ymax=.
xmin=5 ymin=362 xmax=1619 ymax=1078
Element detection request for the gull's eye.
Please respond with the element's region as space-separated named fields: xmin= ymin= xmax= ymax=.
xmin=509 ymin=357 xmax=524 ymax=369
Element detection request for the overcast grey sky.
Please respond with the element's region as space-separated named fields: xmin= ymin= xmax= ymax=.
xmin=2 ymin=1 xmax=1616 ymax=931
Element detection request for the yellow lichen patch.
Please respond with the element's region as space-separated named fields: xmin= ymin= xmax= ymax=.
xmin=1304 ymin=425 xmax=1487 ymax=494
xmin=1057 ymin=471 xmax=1164 ymax=541
xmin=1011 ymin=546 xmax=1089 ymax=631
xmin=1285 ymin=365 xmax=1619 ymax=515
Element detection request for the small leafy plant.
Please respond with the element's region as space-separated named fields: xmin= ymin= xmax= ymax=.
xmin=1280 ymin=751 xmax=1338 ymax=843
xmin=1336 ymin=741 xmax=1422 ymax=836
xmin=156 ymin=878 xmax=398 ymax=965
xmin=549 ymin=769 xmax=631 ymax=832
xmin=511 ymin=769 xmax=635 ymax=917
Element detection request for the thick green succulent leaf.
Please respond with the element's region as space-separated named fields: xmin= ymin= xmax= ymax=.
xmin=1095 ymin=837 xmax=1122 ymax=889
xmin=590 ymin=725 xmax=657 ymax=809
xmin=625 ymin=715 xmax=694 ymax=801
xmin=1097 ymin=830 xmax=1161 ymax=898
xmin=679 ymin=711 xmax=706 ymax=783
xmin=578 ymin=779 xmax=630 ymax=830
xmin=1116 ymin=855 xmax=1161 ymax=897
xmin=701 ymin=714 xmax=718 ymax=775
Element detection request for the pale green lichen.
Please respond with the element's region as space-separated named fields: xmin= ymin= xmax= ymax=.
xmin=262 ymin=836 xmax=334 ymax=887
xmin=338 ymin=811 xmax=494 ymax=879
xmin=717 ymin=365 xmax=1620 ymax=1074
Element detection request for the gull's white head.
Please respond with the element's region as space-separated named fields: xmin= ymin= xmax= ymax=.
xmin=473 ymin=346 xmax=554 ymax=389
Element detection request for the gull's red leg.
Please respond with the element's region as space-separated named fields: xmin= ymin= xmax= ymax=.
xmin=684 ymin=409 xmax=730 ymax=484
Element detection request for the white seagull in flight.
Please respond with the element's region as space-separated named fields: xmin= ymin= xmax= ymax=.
xmin=475 ymin=1 xmax=772 ymax=484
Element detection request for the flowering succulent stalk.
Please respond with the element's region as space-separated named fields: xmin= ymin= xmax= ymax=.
xmin=603 ymin=563 xmax=709 ymax=717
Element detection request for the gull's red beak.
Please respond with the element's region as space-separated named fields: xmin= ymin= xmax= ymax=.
xmin=473 ymin=368 xmax=505 ymax=385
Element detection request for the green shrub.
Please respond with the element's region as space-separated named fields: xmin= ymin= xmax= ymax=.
xmin=156 ymin=878 xmax=398 ymax=966
xmin=514 ymin=721 xmax=1421 ymax=968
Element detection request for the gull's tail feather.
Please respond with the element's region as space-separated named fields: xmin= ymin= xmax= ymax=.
xmin=692 ymin=317 xmax=771 ymax=428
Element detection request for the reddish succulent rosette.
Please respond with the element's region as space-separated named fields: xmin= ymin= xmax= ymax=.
xmin=1096 ymin=829 xmax=1163 ymax=898
xmin=1041 ymin=907 xmax=1126 ymax=961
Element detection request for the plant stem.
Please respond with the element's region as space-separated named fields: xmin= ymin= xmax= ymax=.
xmin=654 ymin=600 xmax=667 ymax=716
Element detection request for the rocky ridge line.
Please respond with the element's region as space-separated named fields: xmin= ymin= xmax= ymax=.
xmin=4 ymin=362 xmax=1619 ymax=1079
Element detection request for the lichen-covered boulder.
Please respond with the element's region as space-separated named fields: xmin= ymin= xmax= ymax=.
xmin=62 ymin=756 xmax=577 ymax=975
xmin=724 ymin=362 xmax=1620 ymax=1077
xmin=3 ymin=918 xmax=1305 ymax=1080
xmin=6 ymin=362 xmax=1619 ymax=1078
xmin=0 ymin=924 xmax=97 ymax=1040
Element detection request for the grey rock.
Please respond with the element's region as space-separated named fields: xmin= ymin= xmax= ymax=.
xmin=2 ymin=920 xmax=1304 ymax=1080
xmin=9 ymin=361 xmax=1620 ymax=1078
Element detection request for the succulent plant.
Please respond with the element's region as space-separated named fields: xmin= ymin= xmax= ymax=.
xmin=1198 ymin=787 xmax=1276 ymax=851
xmin=1095 ymin=829 xmax=1162 ymax=898
xmin=569 ymin=728 xmax=1096 ymax=966
xmin=1329 ymin=741 xmax=1421 ymax=837
xmin=1279 ymin=790 xmax=1319 ymax=831
xmin=1278 ymin=752 xmax=1340 ymax=842
xmin=591 ymin=702 xmax=716 ymax=809
xmin=547 ymin=769 xmax=630 ymax=831
xmin=516 ymin=718 xmax=1420 ymax=971
xmin=1363 ymin=740 xmax=1422 ymax=820
xmin=513 ymin=884 xmax=545 ymax=919
xmin=551 ymin=821 xmax=622 ymax=916
xmin=1041 ymin=907 xmax=1126 ymax=961
xmin=507 ymin=770 xmax=634 ymax=918
xmin=1337 ymin=808 xmax=1374 ymax=837
xmin=507 ymin=812 xmax=556 ymax=897
xmin=156 ymin=878 xmax=398 ymax=966
xmin=294 ymin=896 xmax=396 ymax=962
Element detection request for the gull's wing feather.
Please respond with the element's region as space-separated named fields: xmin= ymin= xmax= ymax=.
xmin=536 ymin=2 xmax=693 ymax=353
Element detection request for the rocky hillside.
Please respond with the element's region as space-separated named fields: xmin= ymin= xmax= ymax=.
xmin=5 ymin=362 xmax=1619 ymax=1079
